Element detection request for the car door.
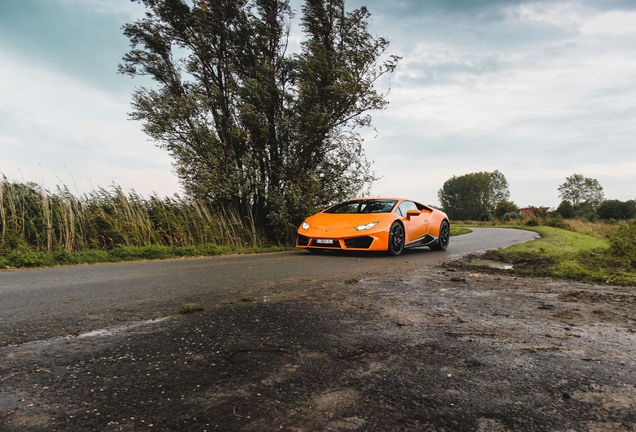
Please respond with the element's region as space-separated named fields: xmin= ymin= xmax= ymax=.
xmin=397 ymin=201 xmax=428 ymax=244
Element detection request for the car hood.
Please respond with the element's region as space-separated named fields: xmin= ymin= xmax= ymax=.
xmin=306 ymin=213 xmax=389 ymax=230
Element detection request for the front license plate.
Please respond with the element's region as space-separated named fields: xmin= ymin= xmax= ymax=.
xmin=316 ymin=239 xmax=334 ymax=244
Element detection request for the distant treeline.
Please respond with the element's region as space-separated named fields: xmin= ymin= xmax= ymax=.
xmin=0 ymin=178 xmax=265 ymax=256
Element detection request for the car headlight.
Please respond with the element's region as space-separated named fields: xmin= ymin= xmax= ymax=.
xmin=355 ymin=222 xmax=379 ymax=231
xmin=301 ymin=221 xmax=310 ymax=230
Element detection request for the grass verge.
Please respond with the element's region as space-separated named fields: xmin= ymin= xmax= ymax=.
xmin=480 ymin=224 xmax=636 ymax=286
xmin=0 ymin=244 xmax=294 ymax=270
xmin=450 ymin=227 xmax=472 ymax=236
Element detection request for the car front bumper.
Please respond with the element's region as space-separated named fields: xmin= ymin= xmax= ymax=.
xmin=296 ymin=230 xmax=390 ymax=251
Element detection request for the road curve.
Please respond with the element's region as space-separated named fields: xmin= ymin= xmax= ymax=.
xmin=0 ymin=227 xmax=537 ymax=345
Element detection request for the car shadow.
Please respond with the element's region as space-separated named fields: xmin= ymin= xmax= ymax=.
xmin=292 ymin=247 xmax=437 ymax=259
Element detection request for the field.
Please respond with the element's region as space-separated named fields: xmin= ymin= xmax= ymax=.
xmin=457 ymin=218 xmax=636 ymax=286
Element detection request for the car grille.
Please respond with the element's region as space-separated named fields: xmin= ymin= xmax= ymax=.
xmin=297 ymin=234 xmax=310 ymax=246
xmin=344 ymin=236 xmax=374 ymax=249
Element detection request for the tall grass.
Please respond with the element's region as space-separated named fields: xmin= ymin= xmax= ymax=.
xmin=0 ymin=177 xmax=266 ymax=256
xmin=563 ymin=219 xmax=616 ymax=239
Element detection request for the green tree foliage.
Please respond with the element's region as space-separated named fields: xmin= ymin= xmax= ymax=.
xmin=558 ymin=174 xmax=604 ymax=210
xmin=597 ymin=199 xmax=636 ymax=220
xmin=437 ymin=170 xmax=510 ymax=221
xmin=557 ymin=200 xmax=575 ymax=219
xmin=494 ymin=199 xmax=519 ymax=218
xmin=119 ymin=0 xmax=399 ymax=240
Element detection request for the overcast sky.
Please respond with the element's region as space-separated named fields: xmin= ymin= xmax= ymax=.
xmin=1 ymin=0 xmax=635 ymax=208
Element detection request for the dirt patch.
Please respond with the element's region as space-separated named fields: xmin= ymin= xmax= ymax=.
xmin=559 ymin=291 xmax=636 ymax=305
xmin=2 ymin=267 xmax=636 ymax=431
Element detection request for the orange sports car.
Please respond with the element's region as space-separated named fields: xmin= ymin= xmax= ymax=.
xmin=296 ymin=198 xmax=450 ymax=256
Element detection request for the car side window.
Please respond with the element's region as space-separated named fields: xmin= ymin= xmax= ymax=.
xmin=415 ymin=202 xmax=433 ymax=213
xmin=397 ymin=201 xmax=417 ymax=217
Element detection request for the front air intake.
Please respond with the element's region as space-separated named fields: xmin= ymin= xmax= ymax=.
xmin=297 ymin=234 xmax=310 ymax=246
xmin=344 ymin=236 xmax=374 ymax=249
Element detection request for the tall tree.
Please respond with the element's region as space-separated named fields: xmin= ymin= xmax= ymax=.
xmin=119 ymin=0 xmax=399 ymax=240
xmin=558 ymin=174 xmax=604 ymax=210
xmin=437 ymin=170 xmax=510 ymax=221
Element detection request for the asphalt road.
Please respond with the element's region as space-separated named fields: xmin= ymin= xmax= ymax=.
xmin=0 ymin=227 xmax=537 ymax=346
xmin=5 ymin=227 xmax=635 ymax=431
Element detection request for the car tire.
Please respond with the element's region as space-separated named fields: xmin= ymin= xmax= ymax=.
xmin=430 ymin=220 xmax=450 ymax=251
xmin=388 ymin=222 xmax=405 ymax=256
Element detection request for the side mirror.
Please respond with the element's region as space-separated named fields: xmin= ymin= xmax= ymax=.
xmin=406 ymin=210 xmax=421 ymax=219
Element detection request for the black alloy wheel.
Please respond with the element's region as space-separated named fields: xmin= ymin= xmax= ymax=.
xmin=431 ymin=220 xmax=450 ymax=251
xmin=388 ymin=222 xmax=405 ymax=256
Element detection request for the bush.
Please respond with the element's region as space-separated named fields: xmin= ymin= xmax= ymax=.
xmin=524 ymin=216 xmax=540 ymax=227
xmin=574 ymin=209 xmax=598 ymax=222
xmin=532 ymin=207 xmax=548 ymax=218
xmin=499 ymin=211 xmax=523 ymax=222
xmin=606 ymin=220 xmax=636 ymax=269
xmin=543 ymin=215 xmax=568 ymax=230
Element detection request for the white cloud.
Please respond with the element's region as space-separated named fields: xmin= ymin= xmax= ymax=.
xmin=0 ymin=50 xmax=181 ymax=196
xmin=581 ymin=11 xmax=636 ymax=35
xmin=360 ymin=1 xmax=636 ymax=207
xmin=513 ymin=1 xmax=586 ymax=30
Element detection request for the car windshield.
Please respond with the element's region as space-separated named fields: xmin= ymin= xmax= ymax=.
xmin=324 ymin=199 xmax=398 ymax=214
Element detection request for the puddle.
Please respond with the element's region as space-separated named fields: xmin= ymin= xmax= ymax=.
xmin=469 ymin=260 xmax=513 ymax=270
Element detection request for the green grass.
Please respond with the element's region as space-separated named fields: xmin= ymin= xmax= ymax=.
xmin=177 ymin=303 xmax=205 ymax=314
xmin=485 ymin=225 xmax=636 ymax=286
xmin=0 ymin=244 xmax=294 ymax=270
xmin=498 ymin=226 xmax=605 ymax=256
xmin=450 ymin=227 xmax=472 ymax=236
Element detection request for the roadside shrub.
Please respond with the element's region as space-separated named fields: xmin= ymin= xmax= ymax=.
xmin=51 ymin=248 xmax=74 ymax=265
xmin=574 ymin=209 xmax=598 ymax=222
xmin=524 ymin=216 xmax=540 ymax=227
xmin=532 ymin=207 xmax=548 ymax=218
xmin=499 ymin=211 xmax=523 ymax=222
xmin=543 ymin=215 xmax=568 ymax=230
xmin=3 ymin=250 xmax=50 ymax=268
xmin=606 ymin=220 xmax=636 ymax=269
